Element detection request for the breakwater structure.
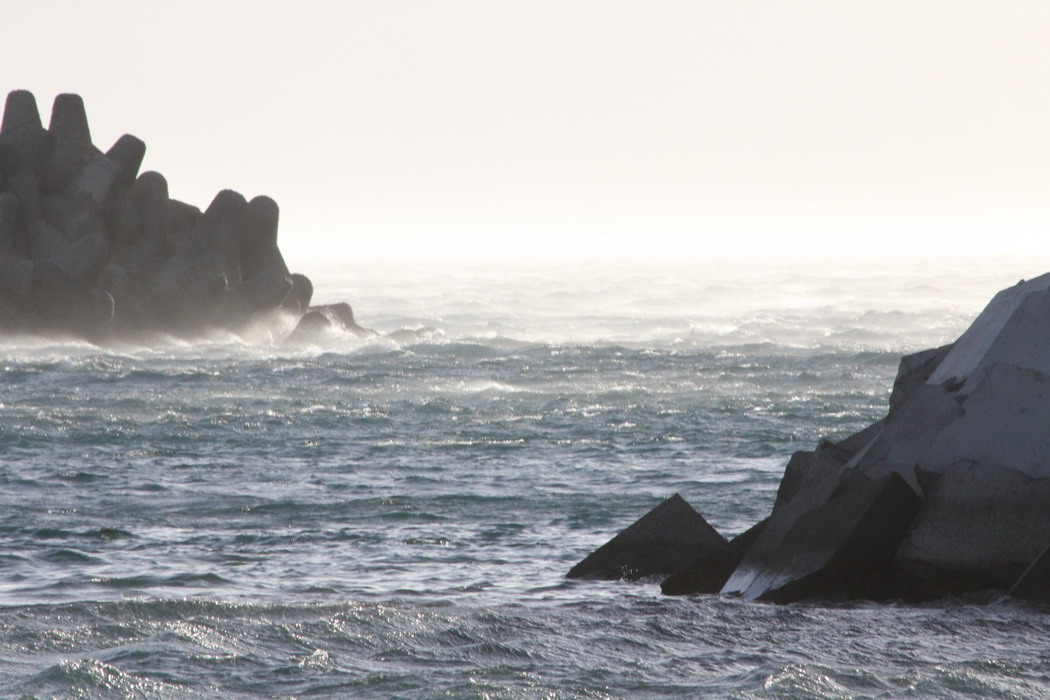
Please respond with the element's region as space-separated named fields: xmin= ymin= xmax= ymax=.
xmin=0 ymin=89 xmax=319 ymax=342
xmin=570 ymin=269 xmax=1050 ymax=604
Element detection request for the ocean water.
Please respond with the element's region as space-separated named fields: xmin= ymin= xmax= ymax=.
xmin=2 ymin=256 xmax=1050 ymax=698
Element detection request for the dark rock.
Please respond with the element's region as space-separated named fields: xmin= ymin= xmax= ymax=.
xmin=567 ymin=494 xmax=727 ymax=581
xmin=1007 ymin=545 xmax=1050 ymax=603
xmin=661 ymin=518 xmax=768 ymax=595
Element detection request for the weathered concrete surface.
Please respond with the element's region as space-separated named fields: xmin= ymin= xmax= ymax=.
xmin=567 ymin=494 xmax=727 ymax=581
xmin=719 ymin=271 xmax=1050 ymax=603
xmin=725 ymin=470 xmax=920 ymax=602
xmin=896 ymin=463 xmax=1050 ymax=595
xmin=661 ymin=518 xmax=767 ymax=596
xmin=920 ymin=364 xmax=1050 ymax=478
xmin=721 ymin=440 xmax=855 ymax=598
xmin=927 ymin=273 xmax=1050 ymax=389
xmin=888 ymin=343 xmax=953 ymax=416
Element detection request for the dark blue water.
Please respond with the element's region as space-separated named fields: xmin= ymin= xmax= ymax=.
xmin=2 ymin=258 xmax=1048 ymax=698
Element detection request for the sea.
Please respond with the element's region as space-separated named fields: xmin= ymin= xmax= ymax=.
xmin=2 ymin=255 xmax=1050 ymax=699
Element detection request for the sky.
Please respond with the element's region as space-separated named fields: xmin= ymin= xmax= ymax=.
xmin=3 ymin=1 xmax=1050 ymax=270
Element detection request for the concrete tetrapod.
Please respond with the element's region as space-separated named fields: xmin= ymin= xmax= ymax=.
xmin=0 ymin=90 xmax=316 ymax=341
xmin=567 ymin=494 xmax=727 ymax=582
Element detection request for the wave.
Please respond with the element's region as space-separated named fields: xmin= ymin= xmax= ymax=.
xmin=5 ymin=596 xmax=1050 ymax=698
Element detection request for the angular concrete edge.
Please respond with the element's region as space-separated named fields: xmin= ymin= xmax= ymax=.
xmin=567 ymin=494 xmax=727 ymax=582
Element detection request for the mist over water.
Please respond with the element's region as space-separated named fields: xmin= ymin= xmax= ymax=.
xmin=2 ymin=255 xmax=1048 ymax=697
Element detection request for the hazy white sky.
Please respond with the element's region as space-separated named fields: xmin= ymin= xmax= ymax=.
xmin=4 ymin=1 xmax=1049 ymax=268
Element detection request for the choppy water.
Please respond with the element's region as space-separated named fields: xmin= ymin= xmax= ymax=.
xmin=2 ymin=256 xmax=1050 ymax=698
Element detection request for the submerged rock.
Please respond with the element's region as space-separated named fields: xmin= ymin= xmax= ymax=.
xmin=566 ymin=494 xmax=727 ymax=581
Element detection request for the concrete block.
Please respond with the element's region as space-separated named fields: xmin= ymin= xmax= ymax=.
xmin=928 ymin=273 xmax=1050 ymax=387
xmin=27 ymin=220 xmax=66 ymax=262
xmin=106 ymin=188 xmax=143 ymax=246
xmin=131 ymin=171 xmax=170 ymax=245
xmin=889 ymin=343 xmax=953 ymax=416
xmin=105 ymin=134 xmax=145 ymax=187
xmin=566 ymin=494 xmax=727 ymax=581
xmin=281 ymin=272 xmax=313 ymax=314
xmin=726 ymin=472 xmax=920 ymax=603
xmin=0 ymin=91 xmax=54 ymax=173
xmin=65 ymin=153 xmax=121 ymax=208
xmin=49 ymin=231 xmax=109 ymax=283
xmin=896 ymin=463 xmax=1050 ymax=595
xmin=661 ymin=518 xmax=768 ymax=595
xmin=722 ymin=441 xmax=855 ymax=598
xmin=240 ymin=264 xmax=292 ymax=310
xmin=166 ymin=199 xmax=202 ymax=258
xmin=2 ymin=90 xmax=42 ymax=135
xmin=920 ymin=364 xmax=1050 ymax=478
xmin=48 ymin=93 xmax=91 ymax=144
